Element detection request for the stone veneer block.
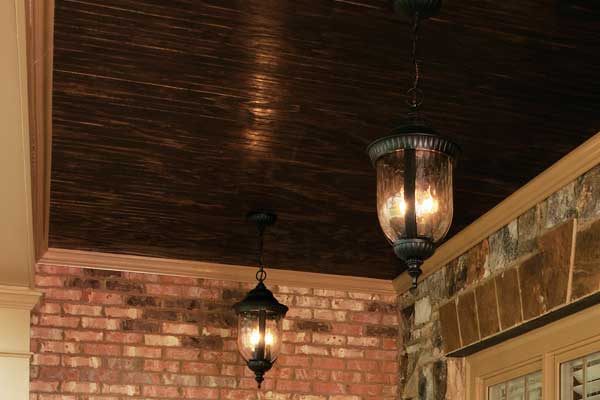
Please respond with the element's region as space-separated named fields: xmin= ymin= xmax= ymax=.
xmin=445 ymin=259 xmax=466 ymax=298
xmin=488 ymin=222 xmax=518 ymax=274
xmin=518 ymin=253 xmax=545 ymax=320
xmin=519 ymin=219 xmax=574 ymax=320
xmin=465 ymin=240 xmax=489 ymax=286
xmin=517 ymin=204 xmax=546 ymax=256
xmin=545 ymin=182 xmax=576 ymax=229
xmin=572 ymin=219 xmax=600 ymax=300
xmin=576 ymin=165 xmax=600 ymax=219
xmin=475 ymin=279 xmax=500 ymax=338
xmin=495 ymin=268 xmax=522 ymax=329
xmin=456 ymin=291 xmax=479 ymax=346
xmin=438 ymin=300 xmax=461 ymax=353
xmin=445 ymin=240 xmax=489 ymax=299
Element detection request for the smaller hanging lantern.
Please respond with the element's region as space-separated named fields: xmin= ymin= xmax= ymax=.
xmin=367 ymin=0 xmax=460 ymax=291
xmin=233 ymin=212 xmax=288 ymax=388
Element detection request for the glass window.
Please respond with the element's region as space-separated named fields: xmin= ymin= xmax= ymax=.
xmin=489 ymin=371 xmax=542 ymax=400
xmin=561 ymin=351 xmax=600 ymax=400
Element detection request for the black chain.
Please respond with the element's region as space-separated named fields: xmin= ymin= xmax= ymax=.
xmin=408 ymin=13 xmax=422 ymax=108
xmin=255 ymin=224 xmax=267 ymax=283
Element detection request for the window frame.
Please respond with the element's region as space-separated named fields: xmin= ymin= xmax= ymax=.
xmin=466 ymin=303 xmax=600 ymax=400
xmin=482 ymin=358 xmax=542 ymax=400
xmin=487 ymin=368 xmax=543 ymax=400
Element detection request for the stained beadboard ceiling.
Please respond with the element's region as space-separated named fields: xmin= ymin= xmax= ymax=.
xmin=48 ymin=0 xmax=600 ymax=279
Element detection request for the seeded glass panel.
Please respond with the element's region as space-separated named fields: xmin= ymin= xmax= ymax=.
xmin=489 ymin=371 xmax=542 ymax=400
xmin=237 ymin=312 xmax=283 ymax=363
xmin=561 ymin=351 xmax=600 ymax=400
xmin=376 ymin=149 xmax=453 ymax=243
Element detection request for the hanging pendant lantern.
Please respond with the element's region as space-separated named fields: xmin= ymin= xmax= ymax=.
xmin=367 ymin=0 xmax=459 ymax=291
xmin=233 ymin=212 xmax=288 ymax=388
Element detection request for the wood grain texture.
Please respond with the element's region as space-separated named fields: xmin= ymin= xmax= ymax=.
xmin=49 ymin=0 xmax=600 ymax=279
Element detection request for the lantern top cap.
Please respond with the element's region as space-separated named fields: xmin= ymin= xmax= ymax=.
xmin=367 ymin=125 xmax=460 ymax=166
xmin=247 ymin=212 xmax=276 ymax=233
xmin=233 ymin=282 xmax=289 ymax=316
xmin=393 ymin=0 xmax=443 ymax=20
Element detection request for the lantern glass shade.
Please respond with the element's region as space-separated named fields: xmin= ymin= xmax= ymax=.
xmin=376 ymin=148 xmax=454 ymax=243
xmin=237 ymin=311 xmax=283 ymax=364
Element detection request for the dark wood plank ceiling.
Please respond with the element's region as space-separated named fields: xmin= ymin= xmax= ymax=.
xmin=49 ymin=0 xmax=600 ymax=280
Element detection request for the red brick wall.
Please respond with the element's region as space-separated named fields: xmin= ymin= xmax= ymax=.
xmin=30 ymin=264 xmax=399 ymax=400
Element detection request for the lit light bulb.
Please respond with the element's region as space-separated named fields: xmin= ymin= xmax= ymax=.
xmin=383 ymin=187 xmax=438 ymax=219
xmin=249 ymin=330 xmax=259 ymax=348
xmin=386 ymin=194 xmax=407 ymax=218
xmin=248 ymin=330 xmax=274 ymax=350
xmin=416 ymin=187 xmax=438 ymax=216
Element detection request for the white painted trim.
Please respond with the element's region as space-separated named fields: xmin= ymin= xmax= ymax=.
xmin=0 ymin=285 xmax=42 ymax=310
xmin=0 ymin=351 xmax=32 ymax=359
xmin=15 ymin=0 xmax=36 ymax=288
xmin=466 ymin=304 xmax=600 ymax=400
xmin=39 ymin=248 xmax=397 ymax=294
xmin=26 ymin=0 xmax=54 ymax=261
xmin=0 ymin=0 xmax=38 ymax=288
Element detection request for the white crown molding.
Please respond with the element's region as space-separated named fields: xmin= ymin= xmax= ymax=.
xmin=394 ymin=131 xmax=600 ymax=293
xmin=40 ymin=248 xmax=396 ymax=295
xmin=0 ymin=285 xmax=42 ymax=310
xmin=0 ymin=350 xmax=33 ymax=359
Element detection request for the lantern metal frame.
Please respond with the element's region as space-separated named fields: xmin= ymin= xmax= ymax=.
xmin=233 ymin=212 xmax=288 ymax=388
xmin=367 ymin=0 xmax=460 ymax=291
xmin=367 ymin=126 xmax=459 ymax=289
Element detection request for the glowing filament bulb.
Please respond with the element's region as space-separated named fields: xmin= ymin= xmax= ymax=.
xmin=416 ymin=187 xmax=438 ymax=216
xmin=249 ymin=330 xmax=274 ymax=349
xmin=387 ymin=195 xmax=407 ymax=217
xmin=250 ymin=330 xmax=259 ymax=348
xmin=384 ymin=187 xmax=438 ymax=219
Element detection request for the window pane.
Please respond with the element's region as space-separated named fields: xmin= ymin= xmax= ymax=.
xmin=508 ymin=377 xmax=526 ymax=400
xmin=490 ymin=383 xmax=507 ymax=400
xmin=489 ymin=371 xmax=542 ymax=400
xmin=561 ymin=351 xmax=600 ymax=400
xmin=588 ymin=354 xmax=600 ymax=398
xmin=527 ymin=371 xmax=542 ymax=400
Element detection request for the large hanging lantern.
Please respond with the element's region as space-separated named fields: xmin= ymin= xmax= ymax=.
xmin=233 ymin=212 xmax=288 ymax=388
xmin=367 ymin=0 xmax=459 ymax=290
